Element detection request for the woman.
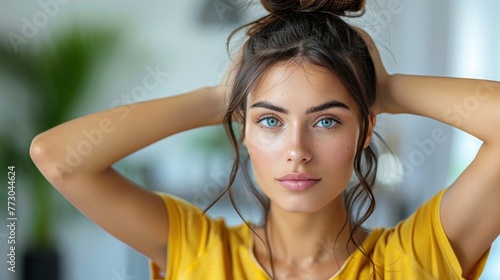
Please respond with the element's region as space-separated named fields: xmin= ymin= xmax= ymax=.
xmin=30 ymin=0 xmax=498 ymax=279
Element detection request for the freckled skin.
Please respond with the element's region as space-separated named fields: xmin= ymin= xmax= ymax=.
xmin=244 ymin=61 xmax=363 ymax=214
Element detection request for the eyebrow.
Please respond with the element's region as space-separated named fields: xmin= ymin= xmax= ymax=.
xmin=250 ymin=100 xmax=350 ymax=114
xmin=306 ymin=100 xmax=350 ymax=113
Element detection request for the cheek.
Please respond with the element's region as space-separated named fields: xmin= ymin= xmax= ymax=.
xmin=245 ymin=127 xmax=283 ymax=163
xmin=314 ymin=134 xmax=358 ymax=173
xmin=244 ymin=126 xmax=289 ymax=188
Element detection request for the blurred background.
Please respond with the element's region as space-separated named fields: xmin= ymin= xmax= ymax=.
xmin=0 ymin=0 xmax=499 ymax=279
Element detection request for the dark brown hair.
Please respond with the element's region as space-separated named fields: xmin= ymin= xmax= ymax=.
xmin=205 ymin=0 xmax=379 ymax=277
xmin=260 ymin=0 xmax=366 ymax=15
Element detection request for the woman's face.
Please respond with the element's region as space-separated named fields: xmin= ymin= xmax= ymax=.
xmin=244 ymin=61 xmax=368 ymax=214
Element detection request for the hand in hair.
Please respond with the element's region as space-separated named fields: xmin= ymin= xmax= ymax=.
xmin=351 ymin=26 xmax=391 ymax=115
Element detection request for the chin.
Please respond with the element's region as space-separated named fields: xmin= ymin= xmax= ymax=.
xmin=271 ymin=191 xmax=342 ymax=214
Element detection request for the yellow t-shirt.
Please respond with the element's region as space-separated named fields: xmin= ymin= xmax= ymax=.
xmin=149 ymin=188 xmax=490 ymax=279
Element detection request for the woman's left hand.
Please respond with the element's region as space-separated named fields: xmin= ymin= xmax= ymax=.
xmin=352 ymin=26 xmax=392 ymax=115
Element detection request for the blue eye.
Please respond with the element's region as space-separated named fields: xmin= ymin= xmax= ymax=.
xmin=315 ymin=118 xmax=338 ymax=129
xmin=258 ymin=117 xmax=280 ymax=128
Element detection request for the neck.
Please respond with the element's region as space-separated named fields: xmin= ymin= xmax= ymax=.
xmin=258 ymin=196 xmax=364 ymax=267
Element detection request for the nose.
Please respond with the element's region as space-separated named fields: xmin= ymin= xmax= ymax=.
xmin=286 ymin=125 xmax=312 ymax=164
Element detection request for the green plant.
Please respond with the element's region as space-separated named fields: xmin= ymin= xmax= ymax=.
xmin=0 ymin=23 xmax=120 ymax=249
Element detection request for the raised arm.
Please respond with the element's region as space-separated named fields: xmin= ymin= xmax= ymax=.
xmin=386 ymin=75 xmax=500 ymax=276
xmin=358 ymin=27 xmax=500 ymax=277
xmin=30 ymin=86 xmax=226 ymax=271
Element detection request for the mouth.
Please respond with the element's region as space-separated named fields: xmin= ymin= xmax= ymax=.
xmin=276 ymin=172 xmax=321 ymax=192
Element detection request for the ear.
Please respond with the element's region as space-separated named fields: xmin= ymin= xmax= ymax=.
xmin=241 ymin=123 xmax=247 ymax=146
xmin=363 ymin=113 xmax=376 ymax=149
xmin=237 ymin=109 xmax=247 ymax=145
xmin=234 ymin=108 xmax=245 ymax=124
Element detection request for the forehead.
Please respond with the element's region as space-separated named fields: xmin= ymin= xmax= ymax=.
xmin=248 ymin=61 xmax=356 ymax=110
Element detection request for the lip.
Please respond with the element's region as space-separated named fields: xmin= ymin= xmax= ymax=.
xmin=276 ymin=172 xmax=321 ymax=192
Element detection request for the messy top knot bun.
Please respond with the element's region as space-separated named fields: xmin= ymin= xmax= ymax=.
xmin=260 ymin=0 xmax=365 ymax=15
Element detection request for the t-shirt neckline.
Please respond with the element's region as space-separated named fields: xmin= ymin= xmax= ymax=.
xmin=242 ymin=223 xmax=382 ymax=279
